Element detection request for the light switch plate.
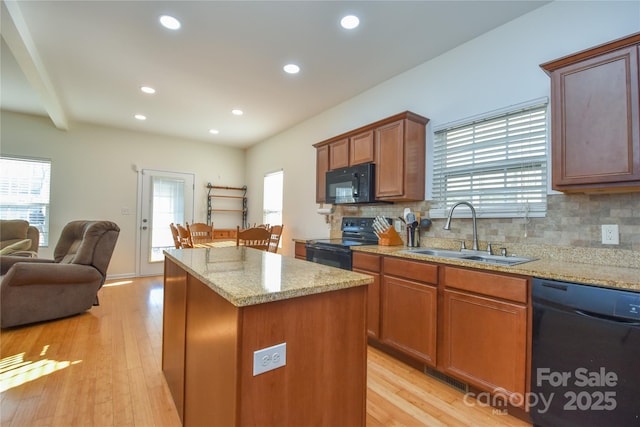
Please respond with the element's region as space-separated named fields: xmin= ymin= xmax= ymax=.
xmin=253 ymin=342 xmax=286 ymax=376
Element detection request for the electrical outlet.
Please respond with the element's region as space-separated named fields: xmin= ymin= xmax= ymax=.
xmin=394 ymin=219 xmax=403 ymax=233
xmin=253 ymin=342 xmax=286 ymax=376
xmin=601 ymin=224 xmax=619 ymax=245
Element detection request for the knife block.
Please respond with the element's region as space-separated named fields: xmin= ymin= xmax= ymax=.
xmin=378 ymin=227 xmax=404 ymax=246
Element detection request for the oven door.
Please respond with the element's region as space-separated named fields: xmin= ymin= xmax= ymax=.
xmin=305 ymin=244 xmax=352 ymax=270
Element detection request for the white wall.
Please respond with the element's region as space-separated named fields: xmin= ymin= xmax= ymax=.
xmin=3 ymin=1 xmax=638 ymax=268
xmin=1 ymin=111 xmax=245 ymax=277
xmin=246 ymin=0 xmax=640 ymax=257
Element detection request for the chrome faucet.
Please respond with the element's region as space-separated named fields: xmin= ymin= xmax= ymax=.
xmin=443 ymin=201 xmax=479 ymax=251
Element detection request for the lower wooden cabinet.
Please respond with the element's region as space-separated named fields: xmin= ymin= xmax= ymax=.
xmin=380 ymin=257 xmax=438 ymax=367
xmin=353 ymin=251 xmax=530 ymax=410
xmin=294 ymin=241 xmax=307 ymax=260
xmin=441 ymin=266 xmax=528 ymax=406
xmin=352 ymin=252 xmax=381 ymax=338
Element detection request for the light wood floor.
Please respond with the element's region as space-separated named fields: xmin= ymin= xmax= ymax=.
xmin=1 ymin=276 xmax=531 ymax=427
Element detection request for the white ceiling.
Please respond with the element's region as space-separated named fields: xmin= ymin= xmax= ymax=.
xmin=1 ymin=0 xmax=548 ymax=148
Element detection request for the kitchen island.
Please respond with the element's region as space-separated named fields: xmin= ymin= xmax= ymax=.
xmin=162 ymin=246 xmax=373 ymax=427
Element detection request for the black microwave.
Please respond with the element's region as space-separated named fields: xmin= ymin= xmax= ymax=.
xmin=325 ymin=163 xmax=376 ymax=204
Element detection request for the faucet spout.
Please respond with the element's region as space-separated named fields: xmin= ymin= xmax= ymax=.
xmin=443 ymin=201 xmax=479 ymax=251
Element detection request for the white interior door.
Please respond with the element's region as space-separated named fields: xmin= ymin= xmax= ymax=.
xmin=139 ymin=169 xmax=194 ymax=276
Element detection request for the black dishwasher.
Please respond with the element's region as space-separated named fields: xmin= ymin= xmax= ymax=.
xmin=531 ymin=278 xmax=640 ymax=426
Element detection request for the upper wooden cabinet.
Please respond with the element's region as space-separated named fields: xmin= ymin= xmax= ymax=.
xmin=328 ymin=132 xmax=374 ymax=170
xmin=541 ymin=33 xmax=640 ymax=192
xmin=350 ymin=130 xmax=375 ymax=166
xmin=315 ymin=144 xmax=329 ymax=203
xmin=329 ymin=138 xmax=350 ymax=170
xmin=314 ymin=111 xmax=429 ymax=203
xmin=375 ymin=116 xmax=427 ymax=201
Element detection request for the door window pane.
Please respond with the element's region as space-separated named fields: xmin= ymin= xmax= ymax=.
xmin=150 ymin=176 xmax=185 ymax=262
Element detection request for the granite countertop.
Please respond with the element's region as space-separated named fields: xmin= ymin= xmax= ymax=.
xmin=353 ymin=245 xmax=640 ymax=292
xmin=164 ymin=246 xmax=373 ymax=307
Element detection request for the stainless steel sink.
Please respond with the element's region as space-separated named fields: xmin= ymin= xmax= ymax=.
xmin=400 ymin=248 xmax=469 ymax=258
xmin=400 ymin=248 xmax=536 ymax=266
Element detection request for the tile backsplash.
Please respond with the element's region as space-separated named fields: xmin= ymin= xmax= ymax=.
xmin=330 ymin=192 xmax=640 ymax=267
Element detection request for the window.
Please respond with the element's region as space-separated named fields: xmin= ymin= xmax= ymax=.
xmin=263 ymin=170 xmax=283 ymax=227
xmin=430 ymin=100 xmax=548 ymax=219
xmin=0 ymin=156 xmax=52 ymax=245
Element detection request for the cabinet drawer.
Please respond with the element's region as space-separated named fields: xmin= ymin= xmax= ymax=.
xmin=353 ymin=252 xmax=381 ymax=272
xmin=383 ymin=256 xmax=438 ymax=284
xmin=442 ymin=266 xmax=527 ymax=304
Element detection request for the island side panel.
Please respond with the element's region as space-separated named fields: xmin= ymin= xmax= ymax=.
xmin=184 ymin=275 xmax=240 ymax=427
xmin=238 ymin=285 xmax=368 ymax=426
xmin=162 ymin=258 xmax=187 ymax=422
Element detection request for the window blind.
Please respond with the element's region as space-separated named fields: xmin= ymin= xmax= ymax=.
xmin=430 ymin=102 xmax=547 ymax=219
xmin=0 ymin=156 xmax=52 ymax=245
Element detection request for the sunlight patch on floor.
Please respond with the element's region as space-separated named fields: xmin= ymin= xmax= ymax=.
xmin=0 ymin=348 xmax=81 ymax=392
xmin=103 ymin=280 xmax=133 ymax=287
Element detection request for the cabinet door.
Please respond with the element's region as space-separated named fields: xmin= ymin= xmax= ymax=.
xmin=381 ymin=275 xmax=437 ymax=366
xmin=349 ymin=130 xmax=374 ymax=165
xmin=316 ymin=145 xmax=329 ymax=203
xmin=551 ymin=45 xmax=640 ymax=189
xmin=294 ymin=241 xmax=307 ymax=260
xmin=329 ymin=138 xmax=349 ymax=170
xmin=375 ymin=120 xmax=405 ymax=198
xmin=442 ymin=289 xmax=527 ymax=402
xmin=162 ymin=259 xmax=188 ymax=422
xmin=353 ymin=252 xmax=381 ymax=339
xmin=354 ymin=268 xmax=380 ymax=339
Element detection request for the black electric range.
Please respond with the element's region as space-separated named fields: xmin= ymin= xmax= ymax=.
xmin=306 ymin=217 xmax=389 ymax=270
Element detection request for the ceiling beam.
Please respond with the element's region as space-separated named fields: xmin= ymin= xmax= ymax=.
xmin=1 ymin=0 xmax=68 ymax=129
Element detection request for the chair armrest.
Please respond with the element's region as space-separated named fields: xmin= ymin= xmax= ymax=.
xmin=2 ymin=263 xmax=101 ymax=286
xmin=0 ymin=256 xmax=54 ymax=275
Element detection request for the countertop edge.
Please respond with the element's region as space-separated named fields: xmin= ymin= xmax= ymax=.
xmin=352 ymin=246 xmax=640 ymax=292
xmin=164 ymin=249 xmax=373 ymax=307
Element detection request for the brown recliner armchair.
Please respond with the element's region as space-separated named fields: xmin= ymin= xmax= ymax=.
xmin=0 ymin=219 xmax=40 ymax=255
xmin=0 ymin=220 xmax=120 ymax=328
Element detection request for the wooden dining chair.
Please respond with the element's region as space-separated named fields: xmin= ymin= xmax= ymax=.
xmin=187 ymin=222 xmax=214 ymax=245
xmin=169 ymin=223 xmax=181 ymax=248
xmin=176 ymin=224 xmax=193 ymax=248
xmin=236 ymin=226 xmax=271 ymax=251
xmin=267 ymin=225 xmax=284 ymax=253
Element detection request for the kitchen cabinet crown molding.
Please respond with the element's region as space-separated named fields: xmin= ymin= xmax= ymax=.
xmin=312 ymin=111 xmax=429 ymax=148
xmin=540 ymin=32 xmax=640 ymax=74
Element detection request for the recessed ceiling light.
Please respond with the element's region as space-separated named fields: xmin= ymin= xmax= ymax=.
xmin=160 ymin=15 xmax=181 ymax=30
xmin=140 ymin=86 xmax=156 ymax=94
xmin=340 ymin=15 xmax=359 ymax=30
xmin=209 ymin=129 xmax=219 ymax=135
xmin=283 ymin=64 xmax=300 ymax=74
xmin=134 ymin=114 xmax=147 ymax=121
xmin=231 ymin=109 xmax=243 ymax=116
